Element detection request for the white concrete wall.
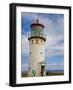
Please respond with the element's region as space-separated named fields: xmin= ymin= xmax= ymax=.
xmin=28 ymin=38 xmax=45 ymax=76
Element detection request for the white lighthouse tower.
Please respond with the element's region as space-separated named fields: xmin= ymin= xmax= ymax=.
xmin=28 ymin=19 xmax=46 ymax=77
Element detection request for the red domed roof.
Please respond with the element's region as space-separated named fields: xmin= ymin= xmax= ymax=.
xmin=31 ymin=19 xmax=44 ymax=28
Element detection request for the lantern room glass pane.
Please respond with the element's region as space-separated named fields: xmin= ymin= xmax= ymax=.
xmin=31 ymin=29 xmax=44 ymax=37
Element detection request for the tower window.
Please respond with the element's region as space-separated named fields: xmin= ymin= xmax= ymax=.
xmin=36 ymin=40 xmax=38 ymax=44
xmin=40 ymin=52 xmax=43 ymax=54
xmin=32 ymin=40 xmax=33 ymax=43
xmin=29 ymin=52 xmax=32 ymax=54
xmin=41 ymin=40 xmax=42 ymax=43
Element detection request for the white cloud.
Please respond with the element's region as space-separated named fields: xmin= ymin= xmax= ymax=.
xmin=46 ymin=61 xmax=64 ymax=66
xmin=33 ymin=14 xmax=64 ymax=58
xmin=22 ymin=13 xmax=39 ymax=23
xmin=46 ymin=63 xmax=64 ymax=70
xmin=21 ymin=13 xmax=64 ymax=58
xmin=45 ymin=34 xmax=64 ymax=57
xmin=21 ymin=63 xmax=28 ymax=71
xmin=22 ymin=63 xmax=28 ymax=68
xmin=21 ymin=35 xmax=29 ymax=55
xmin=21 ymin=13 xmax=64 ymax=72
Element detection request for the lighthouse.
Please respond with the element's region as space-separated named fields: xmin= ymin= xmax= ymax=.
xmin=28 ymin=19 xmax=46 ymax=77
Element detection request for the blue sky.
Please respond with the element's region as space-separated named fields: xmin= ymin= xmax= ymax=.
xmin=21 ymin=12 xmax=64 ymax=71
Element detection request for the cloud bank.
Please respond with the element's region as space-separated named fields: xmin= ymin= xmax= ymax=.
xmin=21 ymin=12 xmax=64 ymax=71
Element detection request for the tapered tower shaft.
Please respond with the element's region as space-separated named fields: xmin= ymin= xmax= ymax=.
xmin=28 ymin=19 xmax=46 ymax=76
